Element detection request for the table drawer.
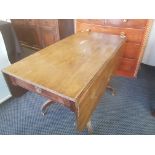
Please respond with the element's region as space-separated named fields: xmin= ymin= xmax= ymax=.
xmin=105 ymin=19 xmax=147 ymax=29
xmin=121 ymin=42 xmax=141 ymax=59
xmin=76 ymin=22 xmax=145 ymax=43
xmin=116 ymin=58 xmax=138 ymax=77
xmin=38 ymin=19 xmax=58 ymax=27
xmin=9 ymin=76 xmax=73 ymax=105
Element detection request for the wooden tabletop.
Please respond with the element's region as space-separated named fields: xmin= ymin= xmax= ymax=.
xmin=3 ymin=32 xmax=124 ymax=101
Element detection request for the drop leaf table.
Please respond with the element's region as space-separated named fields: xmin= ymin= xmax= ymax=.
xmin=2 ymin=32 xmax=125 ymax=132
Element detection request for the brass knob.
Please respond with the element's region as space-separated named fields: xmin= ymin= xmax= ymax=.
xmin=34 ymin=86 xmax=42 ymax=93
xmin=86 ymin=29 xmax=91 ymax=32
xmin=120 ymin=32 xmax=126 ymax=38
xmin=81 ymin=29 xmax=91 ymax=32
xmin=123 ymin=19 xmax=128 ymax=23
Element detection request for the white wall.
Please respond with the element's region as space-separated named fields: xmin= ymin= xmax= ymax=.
xmin=142 ymin=20 xmax=155 ymax=66
xmin=0 ymin=19 xmax=11 ymax=22
xmin=0 ymin=31 xmax=12 ymax=103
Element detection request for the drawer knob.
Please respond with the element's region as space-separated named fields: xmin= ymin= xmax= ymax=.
xmin=123 ymin=19 xmax=128 ymax=23
xmin=86 ymin=29 xmax=91 ymax=32
xmin=120 ymin=32 xmax=126 ymax=38
xmin=81 ymin=29 xmax=91 ymax=32
xmin=35 ymin=86 xmax=42 ymax=93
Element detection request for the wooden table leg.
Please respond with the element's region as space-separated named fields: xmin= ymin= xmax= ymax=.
xmin=106 ymin=84 xmax=116 ymax=96
xmin=87 ymin=119 xmax=93 ymax=134
xmin=41 ymin=99 xmax=55 ymax=115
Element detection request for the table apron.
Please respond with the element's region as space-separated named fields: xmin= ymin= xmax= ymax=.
xmin=7 ymin=75 xmax=76 ymax=112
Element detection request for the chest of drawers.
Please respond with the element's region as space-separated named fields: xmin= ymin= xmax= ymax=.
xmin=75 ymin=19 xmax=152 ymax=77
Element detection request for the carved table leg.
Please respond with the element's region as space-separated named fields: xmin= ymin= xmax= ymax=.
xmin=87 ymin=119 xmax=93 ymax=134
xmin=106 ymin=84 xmax=116 ymax=96
xmin=41 ymin=99 xmax=55 ymax=115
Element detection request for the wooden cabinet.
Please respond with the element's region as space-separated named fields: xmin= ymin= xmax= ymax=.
xmin=39 ymin=26 xmax=59 ymax=47
xmin=75 ymin=19 xmax=152 ymax=78
xmin=11 ymin=19 xmax=74 ymax=49
xmin=11 ymin=20 xmax=25 ymax=42
xmin=11 ymin=19 xmax=40 ymax=48
xmin=25 ymin=25 xmax=40 ymax=48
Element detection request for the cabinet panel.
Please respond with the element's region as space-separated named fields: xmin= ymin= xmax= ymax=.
xmin=13 ymin=25 xmax=40 ymax=48
xmin=24 ymin=26 xmax=40 ymax=48
xmin=11 ymin=19 xmax=26 ymax=25
xmin=25 ymin=19 xmax=38 ymax=26
xmin=58 ymin=19 xmax=74 ymax=39
xmin=116 ymin=58 xmax=138 ymax=77
xmin=39 ymin=26 xmax=59 ymax=47
xmin=11 ymin=20 xmax=26 ymax=42
xmin=38 ymin=19 xmax=58 ymax=27
xmin=121 ymin=42 xmax=141 ymax=59
xmin=12 ymin=25 xmax=25 ymax=42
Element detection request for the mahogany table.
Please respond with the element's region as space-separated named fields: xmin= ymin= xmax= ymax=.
xmin=2 ymin=32 xmax=125 ymax=132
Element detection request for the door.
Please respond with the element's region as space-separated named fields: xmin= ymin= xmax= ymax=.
xmin=39 ymin=26 xmax=59 ymax=48
xmin=0 ymin=32 xmax=12 ymax=103
xmin=11 ymin=19 xmax=26 ymax=42
xmin=24 ymin=25 xmax=40 ymax=48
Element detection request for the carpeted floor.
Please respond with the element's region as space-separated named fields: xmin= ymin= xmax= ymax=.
xmin=0 ymin=64 xmax=155 ymax=135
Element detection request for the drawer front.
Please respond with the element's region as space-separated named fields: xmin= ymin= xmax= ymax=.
xmin=38 ymin=19 xmax=58 ymax=27
xmin=76 ymin=22 xmax=93 ymax=32
xmin=105 ymin=19 xmax=147 ymax=29
xmin=39 ymin=26 xmax=59 ymax=47
xmin=10 ymin=76 xmax=73 ymax=105
xmin=25 ymin=19 xmax=38 ymax=25
xmin=116 ymin=58 xmax=138 ymax=77
xmin=121 ymin=42 xmax=141 ymax=59
xmin=76 ymin=19 xmax=147 ymax=29
xmin=11 ymin=19 xmax=26 ymax=25
xmin=77 ymin=19 xmax=105 ymax=25
xmin=76 ymin=22 xmax=145 ymax=43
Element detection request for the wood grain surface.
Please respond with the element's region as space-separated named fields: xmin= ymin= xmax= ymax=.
xmin=3 ymin=32 xmax=124 ymax=99
xmin=3 ymin=32 xmax=125 ymax=131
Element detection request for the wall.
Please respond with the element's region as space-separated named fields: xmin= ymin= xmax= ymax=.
xmin=0 ymin=32 xmax=12 ymax=103
xmin=142 ymin=20 xmax=155 ymax=66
